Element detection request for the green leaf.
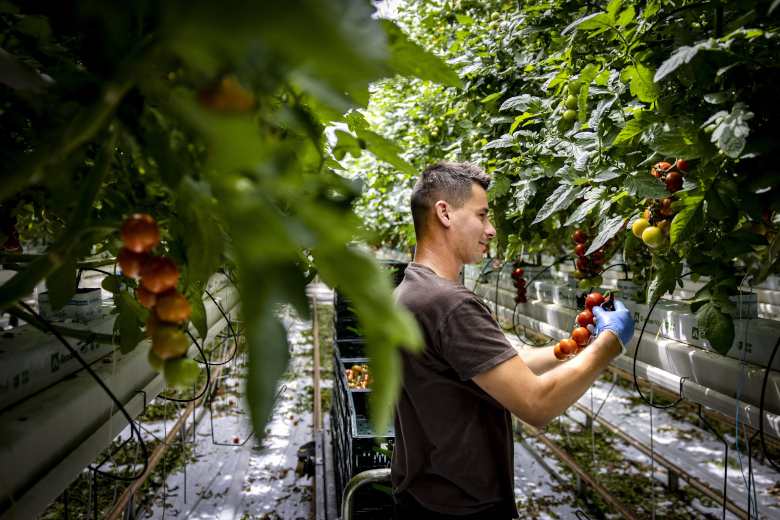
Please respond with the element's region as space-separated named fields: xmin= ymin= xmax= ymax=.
xmin=455 ymin=14 xmax=475 ymax=25
xmin=562 ymin=12 xmax=612 ymax=35
xmin=531 ymin=184 xmax=578 ymax=224
xmin=647 ymin=258 xmax=681 ymax=302
xmin=102 ymin=275 xmax=123 ymax=294
xmin=356 ymin=128 xmax=417 ymax=175
xmin=482 ymin=134 xmax=516 ymax=150
xmin=514 ymin=181 xmax=537 ymax=216
xmin=616 ymin=6 xmax=636 ymax=27
xmin=332 ymin=130 xmax=363 ymax=160
xmin=655 ymin=42 xmax=711 ymax=82
xmin=46 ymin=255 xmax=77 ymax=311
xmin=565 ymin=187 xmax=605 ymax=226
xmin=381 ymin=20 xmax=462 ymax=88
xmin=112 ymin=292 xmax=147 ymax=354
xmin=613 ymin=119 xmax=652 ymax=147
xmin=177 ymin=178 xmax=224 ymax=286
xmin=487 ymin=175 xmax=511 ymax=201
xmin=482 ymin=92 xmax=503 ymax=103
xmin=710 ymin=102 xmax=754 ymax=158
xmin=625 ymin=63 xmax=660 ymax=103
xmin=670 ymin=195 xmax=705 ymax=246
xmin=650 ymin=124 xmax=714 ymax=160
xmin=694 ymin=301 xmax=735 ymax=356
xmin=588 ymin=95 xmax=617 ymax=130
xmin=500 ymin=94 xmax=540 ymax=112
xmin=585 ymin=215 xmax=624 ymax=255
xmin=247 ymin=312 xmax=291 ymax=436
xmin=623 ymin=173 xmax=670 ymax=200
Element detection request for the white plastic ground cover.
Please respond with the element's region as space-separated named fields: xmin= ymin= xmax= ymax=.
xmin=0 ymin=285 xmax=240 ymax=520
xmin=570 ymin=378 xmax=780 ymax=518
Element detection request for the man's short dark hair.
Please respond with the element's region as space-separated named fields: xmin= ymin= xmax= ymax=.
xmin=410 ymin=161 xmax=492 ymax=240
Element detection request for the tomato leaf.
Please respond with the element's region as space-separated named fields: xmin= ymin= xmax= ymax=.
xmin=381 ymin=20 xmax=462 ymax=88
xmin=670 ymin=195 xmax=705 ymax=246
xmin=613 ymin=118 xmax=652 ymax=147
xmin=624 ymin=63 xmax=660 ymax=103
xmin=588 ymin=95 xmax=617 ymax=130
xmin=483 ymin=134 xmax=516 ymax=150
xmin=693 ymin=301 xmax=735 ymax=356
xmin=177 ymin=178 xmax=224 ymax=287
xmin=585 ymin=214 xmax=624 ymax=255
xmin=565 ymin=187 xmax=606 ymax=226
xmin=562 ymin=12 xmax=612 ymax=35
xmin=709 ymin=102 xmax=754 ymax=158
xmin=650 ymin=123 xmax=714 ymax=160
xmin=500 ymin=94 xmax=540 ymax=112
xmin=112 ymin=291 xmax=147 ymax=354
xmin=332 ymin=130 xmax=363 ymax=160
xmin=356 ymin=128 xmax=417 ymax=175
xmin=623 ymin=173 xmax=669 ymax=200
xmin=513 ymin=181 xmax=537 ymax=216
xmin=531 ymin=184 xmax=578 ymax=224
xmin=647 ymin=256 xmax=682 ymax=303
xmin=487 ymin=174 xmax=511 ymax=201
xmin=654 ymin=42 xmax=712 ymax=82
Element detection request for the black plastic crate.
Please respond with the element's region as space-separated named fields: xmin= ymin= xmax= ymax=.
xmin=378 ymin=260 xmax=408 ymax=287
xmin=334 ymin=319 xmax=363 ymax=341
xmin=335 ymin=338 xmax=366 ymax=358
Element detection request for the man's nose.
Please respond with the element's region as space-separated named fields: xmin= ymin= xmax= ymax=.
xmin=486 ymin=220 xmax=496 ymax=238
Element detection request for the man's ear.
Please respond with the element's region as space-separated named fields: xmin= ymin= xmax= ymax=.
xmin=434 ymin=200 xmax=451 ymax=228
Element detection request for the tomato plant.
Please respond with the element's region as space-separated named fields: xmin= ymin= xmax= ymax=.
xmin=120 ymin=214 xmax=160 ymax=254
xmin=156 ymin=290 xmax=192 ymax=324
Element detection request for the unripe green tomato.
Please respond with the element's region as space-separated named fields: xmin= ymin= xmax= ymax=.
xmin=565 ymin=95 xmax=578 ymax=109
xmin=632 ymin=273 xmax=646 ymax=286
xmin=573 ymin=269 xmax=586 ymax=280
xmin=591 ymin=275 xmax=603 ymax=287
xmin=488 ymin=21 xmax=498 ymax=30
xmin=630 ymin=262 xmax=643 ymax=273
xmin=563 ymin=109 xmax=577 ymax=122
xmin=148 ymin=348 xmax=165 ymax=373
xmin=164 ymin=357 xmax=200 ymax=388
xmin=568 ymin=82 xmax=582 ymax=95
xmin=491 ymin=11 xmax=500 ymax=20
xmin=690 ymin=273 xmax=701 ymax=283
xmin=579 ymin=279 xmax=593 ymax=290
xmin=753 ymin=222 xmax=767 ymax=235
xmin=581 ymin=63 xmax=596 ymax=75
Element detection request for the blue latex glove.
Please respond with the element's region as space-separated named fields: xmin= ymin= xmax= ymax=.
xmin=592 ymin=299 xmax=635 ymax=352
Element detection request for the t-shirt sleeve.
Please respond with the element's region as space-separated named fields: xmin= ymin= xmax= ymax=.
xmin=436 ymin=297 xmax=518 ymax=381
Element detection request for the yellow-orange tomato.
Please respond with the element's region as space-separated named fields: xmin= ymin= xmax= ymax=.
xmin=152 ymin=326 xmax=189 ymax=360
xmin=145 ymin=312 xmax=163 ymax=340
xmin=118 ymin=247 xmax=148 ymax=279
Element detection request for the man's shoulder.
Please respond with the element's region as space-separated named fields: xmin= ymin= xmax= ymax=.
xmin=395 ymin=263 xmax=481 ymax=316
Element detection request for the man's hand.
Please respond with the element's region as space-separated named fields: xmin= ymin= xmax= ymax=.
xmin=592 ymin=299 xmax=635 ymax=353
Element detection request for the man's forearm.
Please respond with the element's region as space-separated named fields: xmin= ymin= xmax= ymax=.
xmin=516 ymin=345 xmax=562 ymax=375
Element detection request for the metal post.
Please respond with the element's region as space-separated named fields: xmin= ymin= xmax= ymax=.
xmin=668 ymin=472 xmax=679 ymax=493
xmin=341 ymin=469 xmax=391 ymax=520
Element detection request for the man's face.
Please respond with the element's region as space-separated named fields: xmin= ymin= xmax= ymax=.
xmin=449 ymin=184 xmax=496 ymax=265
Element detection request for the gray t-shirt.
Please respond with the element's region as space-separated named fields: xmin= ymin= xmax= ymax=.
xmin=392 ymin=262 xmax=519 ymax=517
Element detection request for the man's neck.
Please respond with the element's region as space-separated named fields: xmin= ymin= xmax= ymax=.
xmin=413 ymin=242 xmax=463 ymax=282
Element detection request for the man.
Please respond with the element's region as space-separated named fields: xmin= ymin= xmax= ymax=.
xmin=391 ymin=161 xmax=634 ymax=519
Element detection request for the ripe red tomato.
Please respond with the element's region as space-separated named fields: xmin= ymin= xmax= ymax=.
xmin=576 ymin=257 xmax=590 ymax=271
xmin=120 ymin=214 xmax=160 ymax=253
xmin=141 ymin=256 xmax=180 ymax=294
xmin=664 ymin=172 xmax=683 ymax=193
xmin=197 ymin=75 xmax=256 ymax=113
xmin=577 ymin=310 xmax=594 ymax=327
xmin=156 ymin=290 xmax=191 ymax=324
xmin=590 ymin=264 xmax=603 ymax=275
xmin=136 ymin=283 xmax=158 ymax=309
xmin=676 ymin=158 xmax=689 ymax=173
xmin=517 ymin=287 xmax=527 ymax=296
xmin=572 ymin=327 xmax=591 ymax=346
xmin=553 ymin=343 xmax=566 ymax=360
xmin=515 ymin=296 xmax=527 ymax=304
xmin=511 ymin=268 xmax=524 ymax=279
xmin=574 ymin=243 xmax=588 ymax=257
xmin=560 ymin=338 xmax=579 ymax=356
xmin=514 ymin=278 xmax=526 ymax=288
xmin=585 ymin=292 xmax=605 ymax=311
xmin=572 ymin=229 xmax=588 ymax=244
xmin=591 ymin=251 xmax=605 ymax=265
xmin=234 ymin=437 xmax=240 ymax=444
xmin=3 ymin=234 xmax=21 ymax=251
xmin=117 ymin=247 xmax=148 ymax=279
xmin=651 ymin=162 xmax=672 ymax=178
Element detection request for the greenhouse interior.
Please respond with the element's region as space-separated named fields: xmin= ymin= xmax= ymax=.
xmin=1 ymin=0 xmax=779 ymax=519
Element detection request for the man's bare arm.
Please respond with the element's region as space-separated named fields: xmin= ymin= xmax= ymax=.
xmin=515 ymin=345 xmax=562 ymax=376
xmin=474 ymin=332 xmax=621 ymax=428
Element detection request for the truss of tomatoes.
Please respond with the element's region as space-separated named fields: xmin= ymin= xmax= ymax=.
xmin=510 ymin=267 xmax=527 ymax=304
xmin=553 ymin=292 xmax=612 ymax=360
xmin=346 ymin=364 xmax=372 ymax=389
xmin=631 ymin=159 xmax=687 ymax=249
xmin=117 ymin=213 xmax=199 ymax=388
xmin=571 ymin=229 xmax=605 ymax=291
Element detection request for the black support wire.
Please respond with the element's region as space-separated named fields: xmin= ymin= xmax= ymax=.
xmin=17 ymin=301 xmax=150 ymax=482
